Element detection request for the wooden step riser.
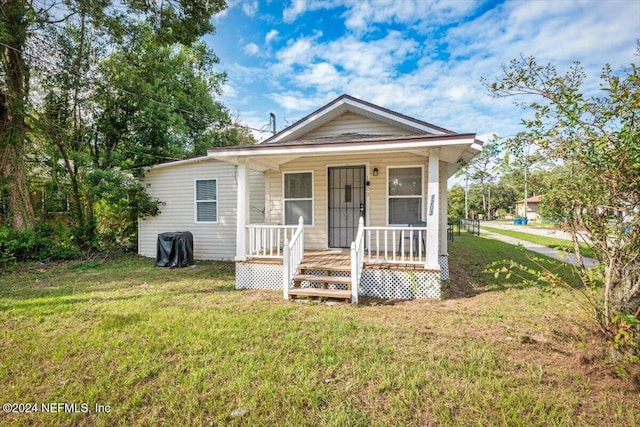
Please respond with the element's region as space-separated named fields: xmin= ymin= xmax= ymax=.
xmin=288 ymin=288 xmax=352 ymax=302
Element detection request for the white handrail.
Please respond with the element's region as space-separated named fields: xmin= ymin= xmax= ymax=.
xmin=362 ymin=225 xmax=429 ymax=267
xmin=247 ymin=223 xmax=298 ymax=258
xmin=283 ymin=217 xmax=305 ymax=299
xmin=350 ymin=217 xmax=365 ymax=304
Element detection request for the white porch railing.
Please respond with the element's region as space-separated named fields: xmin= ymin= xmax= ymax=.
xmin=362 ymin=225 xmax=429 ymax=267
xmin=282 ymin=217 xmax=305 ymax=299
xmin=247 ymin=223 xmax=298 ymax=258
xmin=350 ymin=217 xmax=365 ymax=304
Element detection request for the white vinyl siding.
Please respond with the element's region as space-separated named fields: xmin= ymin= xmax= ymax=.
xmin=388 ymin=166 xmax=423 ymax=225
xmin=195 ymin=179 xmax=218 ymax=223
xmin=303 ymin=112 xmax=417 ymax=140
xmin=283 ymin=172 xmax=313 ymax=225
xmin=138 ymin=159 xmax=265 ymax=260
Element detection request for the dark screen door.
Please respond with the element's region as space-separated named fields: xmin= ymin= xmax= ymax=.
xmin=328 ymin=166 xmax=366 ymax=248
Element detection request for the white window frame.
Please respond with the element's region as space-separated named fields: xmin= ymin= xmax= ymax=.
xmin=283 ymin=171 xmax=314 ymax=226
xmin=194 ymin=178 xmax=218 ymax=224
xmin=386 ymin=165 xmax=424 ymax=225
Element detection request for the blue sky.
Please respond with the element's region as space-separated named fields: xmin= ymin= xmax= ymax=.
xmin=205 ymin=0 xmax=640 ymax=142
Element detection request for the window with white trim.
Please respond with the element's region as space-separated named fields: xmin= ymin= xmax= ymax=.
xmin=195 ymin=179 xmax=218 ymax=223
xmin=388 ymin=166 xmax=422 ymax=225
xmin=284 ymin=172 xmax=313 ymax=225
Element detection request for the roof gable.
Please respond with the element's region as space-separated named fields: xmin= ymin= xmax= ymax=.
xmin=262 ymin=94 xmax=455 ymax=144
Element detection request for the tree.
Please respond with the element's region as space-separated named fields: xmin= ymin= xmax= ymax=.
xmin=447 ymin=185 xmax=466 ymax=219
xmin=457 ymin=140 xmax=501 ymax=218
xmin=484 ymin=182 xmax=519 ymax=218
xmin=486 ymin=54 xmax=640 ymax=356
xmin=1 ymin=1 xmax=35 ymax=229
xmin=32 ymin=17 xmax=230 ymax=248
xmin=0 ymin=0 xmax=227 ymax=230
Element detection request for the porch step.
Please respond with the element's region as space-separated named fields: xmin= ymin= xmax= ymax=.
xmin=293 ymin=274 xmax=352 ymax=286
xmin=291 ymin=272 xmax=353 ymax=302
xmin=298 ymin=264 xmax=351 ymax=274
xmin=288 ymin=287 xmax=352 ymax=301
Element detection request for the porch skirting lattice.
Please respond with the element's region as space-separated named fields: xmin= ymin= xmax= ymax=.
xmin=236 ymin=257 xmax=448 ymax=300
xmin=236 ymin=262 xmax=283 ymax=290
xmin=359 ymin=268 xmax=441 ymax=299
xmin=439 ymin=255 xmax=449 ymax=281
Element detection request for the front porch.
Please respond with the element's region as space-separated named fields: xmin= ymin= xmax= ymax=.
xmin=235 ymin=219 xmax=447 ymax=302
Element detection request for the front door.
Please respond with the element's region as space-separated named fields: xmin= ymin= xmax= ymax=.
xmin=328 ymin=166 xmax=366 ymax=248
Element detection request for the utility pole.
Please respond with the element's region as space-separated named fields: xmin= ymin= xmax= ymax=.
xmin=523 ymin=144 xmax=529 ymax=221
xmin=488 ymin=185 xmax=491 ymax=220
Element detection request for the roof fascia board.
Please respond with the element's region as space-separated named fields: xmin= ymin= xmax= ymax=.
xmin=209 ymin=136 xmax=476 ymax=159
xmin=147 ymin=156 xmax=213 ymax=170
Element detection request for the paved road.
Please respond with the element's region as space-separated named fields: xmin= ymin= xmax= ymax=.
xmin=480 ymin=228 xmax=598 ymax=269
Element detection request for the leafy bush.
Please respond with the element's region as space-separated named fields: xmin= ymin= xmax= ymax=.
xmin=0 ymin=223 xmax=82 ymax=268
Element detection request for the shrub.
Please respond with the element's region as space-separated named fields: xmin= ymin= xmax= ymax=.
xmin=0 ymin=223 xmax=82 ymax=268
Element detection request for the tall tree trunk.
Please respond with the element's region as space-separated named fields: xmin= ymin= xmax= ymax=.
xmin=1 ymin=0 xmax=36 ymax=229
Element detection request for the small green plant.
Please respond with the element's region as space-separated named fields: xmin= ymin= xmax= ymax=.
xmin=610 ymin=313 xmax=640 ymax=370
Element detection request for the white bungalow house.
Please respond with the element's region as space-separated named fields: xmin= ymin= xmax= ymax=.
xmin=139 ymin=95 xmax=482 ymax=302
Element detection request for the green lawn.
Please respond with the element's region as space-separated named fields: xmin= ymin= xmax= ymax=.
xmin=0 ymin=234 xmax=636 ymax=426
xmin=482 ymin=225 xmax=596 ymax=259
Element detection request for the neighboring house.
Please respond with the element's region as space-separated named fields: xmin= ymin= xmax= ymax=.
xmin=139 ymin=94 xmax=482 ymax=302
xmin=515 ymin=195 xmax=542 ymax=221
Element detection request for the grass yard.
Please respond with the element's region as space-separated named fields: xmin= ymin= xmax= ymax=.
xmin=0 ymin=234 xmax=638 ymax=426
xmin=482 ymin=225 xmax=596 ymax=259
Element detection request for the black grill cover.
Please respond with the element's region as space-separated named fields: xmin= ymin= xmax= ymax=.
xmin=156 ymin=232 xmax=194 ymax=268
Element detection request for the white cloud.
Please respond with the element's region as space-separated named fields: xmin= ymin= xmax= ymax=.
xmin=445 ymin=85 xmax=469 ymax=102
xmin=243 ymin=42 xmax=260 ymax=56
xmin=265 ymin=29 xmax=279 ymax=44
xmin=275 ymin=32 xmax=322 ymax=66
xmin=221 ymin=81 xmax=238 ymax=99
xmin=283 ymin=0 xmax=340 ymax=22
xmin=283 ymin=0 xmax=309 ymax=22
xmin=242 ymin=1 xmax=259 ymax=17
xmin=268 ymin=91 xmax=338 ymax=112
xmin=341 ymin=0 xmax=477 ymax=33
xmin=323 ymin=31 xmax=417 ymax=77
xmin=294 ymin=62 xmax=342 ymax=89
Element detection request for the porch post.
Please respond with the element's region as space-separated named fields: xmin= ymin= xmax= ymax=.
xmin=426 ymin=149 xmax=440 ymax=270
xmin=235 ymin=159 xmax=250 ymax=261
xmin=439 ymin=161 xmax=448 ymax=256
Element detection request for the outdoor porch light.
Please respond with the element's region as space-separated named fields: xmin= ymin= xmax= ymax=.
xmin=372 ymin=167 xmax=379 ymax=176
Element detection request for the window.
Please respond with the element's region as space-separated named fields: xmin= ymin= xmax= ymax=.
xmin=284 ymin=172 xmax=313 ymax=225
xmin=195 ymin=179 xmax=218 ymax=223
xmin=388 ymin=167 xmax=422 ymax=224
